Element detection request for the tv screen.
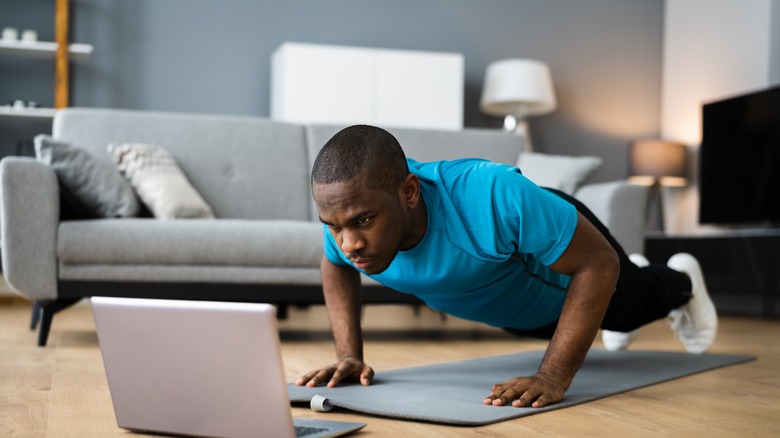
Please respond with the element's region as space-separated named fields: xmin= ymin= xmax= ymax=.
xmin=699 ymin=85 xmax=780 ymax=226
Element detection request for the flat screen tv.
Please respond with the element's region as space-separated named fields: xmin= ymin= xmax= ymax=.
xmin=698 ymin=85 xmax=780 ymax=226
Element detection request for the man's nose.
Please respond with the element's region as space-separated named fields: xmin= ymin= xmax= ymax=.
xmin=340 ymin=229 xmax=365 ymax=255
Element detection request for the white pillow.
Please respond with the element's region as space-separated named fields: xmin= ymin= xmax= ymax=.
xmin=517 ymin=152 xmax=603 ymax=195
xmin=108 ymin=143 xmax=215 ymax=219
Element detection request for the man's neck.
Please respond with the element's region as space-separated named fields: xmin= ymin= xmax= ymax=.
xmin=400 ymin=189 xmax=428 ymax=251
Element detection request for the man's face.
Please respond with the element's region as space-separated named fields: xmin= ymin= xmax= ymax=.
xmin=313 ymin=176 xmax=410 ymax=275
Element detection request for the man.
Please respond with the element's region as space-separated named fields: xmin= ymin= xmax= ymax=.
xmin=296 ymin=125 xmax=717 ymax=408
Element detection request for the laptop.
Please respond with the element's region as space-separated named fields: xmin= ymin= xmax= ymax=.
xmin=91 ymin=296 xmax=366 ymax=438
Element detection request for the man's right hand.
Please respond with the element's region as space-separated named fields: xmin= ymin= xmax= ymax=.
xmin=295 ymin=357 xmax=374 ymax=388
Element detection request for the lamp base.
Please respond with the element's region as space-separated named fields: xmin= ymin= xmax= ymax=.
xmin=503 ymin=115 xmax=533 ymax=153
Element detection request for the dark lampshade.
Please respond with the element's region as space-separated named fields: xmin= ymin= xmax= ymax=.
xmin=628 ymin=139 xmax=687 ymax=187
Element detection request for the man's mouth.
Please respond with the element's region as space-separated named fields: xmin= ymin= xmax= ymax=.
xmin=351 ymin=258 xmax=374 ymax=270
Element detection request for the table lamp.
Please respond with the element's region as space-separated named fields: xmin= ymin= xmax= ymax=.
xmin=629 ymin=139 xmax=687 ymax=187
xmin=628 ymin=139 xmax=688 ymax=231
xmin=480 ymin=58 xmax=557 ymax=152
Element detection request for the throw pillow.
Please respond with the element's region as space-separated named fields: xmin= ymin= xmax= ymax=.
xmin=108 ymin=143 xmax=215 ymax=219
xmin=34 ymin=134 xmax=141 ymax=218
xmin=516 ymin=152 xmax=603 ymax=195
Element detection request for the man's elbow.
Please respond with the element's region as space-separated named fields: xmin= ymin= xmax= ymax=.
xmin=602 ymin=247 xmax=620 ymax=291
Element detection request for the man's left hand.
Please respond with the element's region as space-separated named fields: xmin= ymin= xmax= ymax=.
xmin=483 ymin=373 xmax=566 ymax=408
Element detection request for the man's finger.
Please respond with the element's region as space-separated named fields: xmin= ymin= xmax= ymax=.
xmin=511 ymin=388 xmax=540 ymax=407
xmin=327 ymin=366 xmax=349 ymax=388
xmin=493 ymin=390 xmax=521 ymax=406
xmin=493 ymin=386 xmax=525 ymax=406
xmin=306 ymin=369 xmax=334 ymax=387
xmin=360 ymin=366 xmax=374 ymax=386
xmin=531 ymin=395 xmax=548 ymax=408
xmin=295 ymin=370 xmax=319 ymax=386
xmin=486 ymin=380 xmax=530 ymax=406
xmin=484 ymin=383 xmax=509 ymax=405
xmin=529 ymin=391 xmax=557 ymax=408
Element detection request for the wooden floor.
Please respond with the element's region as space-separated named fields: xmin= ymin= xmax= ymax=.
xmin=1 ymin=297 xmax=779 ymax=438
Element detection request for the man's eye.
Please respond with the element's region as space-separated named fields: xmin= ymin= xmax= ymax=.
xmin=357 ymin=217 xmax=372 ymax=225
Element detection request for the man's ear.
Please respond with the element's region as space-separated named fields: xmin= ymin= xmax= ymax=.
xmin=400 ymin=173 xmax=421 ymax=208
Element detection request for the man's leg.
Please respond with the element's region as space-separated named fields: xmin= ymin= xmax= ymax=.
xmin=543 ymin=188 xmax=692 ymax=332
xmin=505 ymin=188 xmax=715 ymax=351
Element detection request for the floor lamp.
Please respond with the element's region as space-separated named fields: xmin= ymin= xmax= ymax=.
xmin=628 ymin=139 xmax=688 ymax=232
xmin=479 ymin=59 xmax=557 ymax=152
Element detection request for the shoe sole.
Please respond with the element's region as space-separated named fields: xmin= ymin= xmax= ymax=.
xmin=667 ymin=253 xmax=718 ymax=354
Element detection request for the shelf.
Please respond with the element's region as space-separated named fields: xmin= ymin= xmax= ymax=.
xmin=0 ymin=107 xmax=57 ymax=119
xmin=0 ymin=40 xmax=93 ymax=61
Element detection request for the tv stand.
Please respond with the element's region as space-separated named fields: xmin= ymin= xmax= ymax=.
xmin=645 ymin=229 xmax=780 ymax=318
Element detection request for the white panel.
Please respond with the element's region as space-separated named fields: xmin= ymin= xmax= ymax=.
xmin=374 ymin=50 xmax=463 ymax=130
xmin=271 ymin=43 xmax=374 ymax=125
xmin=270 ymin=42 xmax=464 ymax=130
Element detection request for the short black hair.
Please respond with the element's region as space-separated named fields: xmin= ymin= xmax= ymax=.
xmin=311 ymin=125 xmax=409 ymax=195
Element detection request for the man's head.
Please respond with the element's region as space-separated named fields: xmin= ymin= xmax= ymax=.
xmin=311 ymin=125 xmax=409 ymax=194
xmin=311 ymin=125 xmax=425 ymax=275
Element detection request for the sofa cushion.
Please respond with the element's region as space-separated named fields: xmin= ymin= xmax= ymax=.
xmin=57 ymin=219 xmax=323 ymax=267
xmin=57 ymin=265 xmax=325 ymax=285
xmin=34 ymin=135 xmax=140 ymax=218
xmin=517 ymin=152 xmax=602 ymax=195
xmin=108 ymin=143 xmax=215 ymax=219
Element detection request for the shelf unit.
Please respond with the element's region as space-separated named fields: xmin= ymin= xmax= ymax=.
xmin=0 ymin=0 xmax=91 ymax=119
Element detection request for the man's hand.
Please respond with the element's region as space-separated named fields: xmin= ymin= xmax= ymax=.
xmin=483 ymin=372 xmax=566 ymax=408
xmin=301 ymin=258 xmax=370 ymax=388
xmin=295 ymin=357 xmax=374 ymax=388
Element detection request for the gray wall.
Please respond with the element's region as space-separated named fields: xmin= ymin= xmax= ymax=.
xmin=2 ymin=0 xmax=665 ymax=182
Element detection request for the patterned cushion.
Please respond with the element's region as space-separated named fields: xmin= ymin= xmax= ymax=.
xmin=108 ymin=143 xmax=215 ymax=219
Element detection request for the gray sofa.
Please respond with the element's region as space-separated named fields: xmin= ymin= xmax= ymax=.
xmin=0 ymin=108 xmax=648 ymax=345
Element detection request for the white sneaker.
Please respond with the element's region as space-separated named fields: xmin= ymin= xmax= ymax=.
xmin=666 ymin=253 xmax=718 ymax=354
xmin=602 ymin=329 xmax=638 ymax=351
xmin=601 ymin=253 xmax=649 ymax=351
xmin=628 ymin=253 xmax=650 ymax=269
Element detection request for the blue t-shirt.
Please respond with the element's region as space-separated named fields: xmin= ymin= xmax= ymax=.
xmin=323 ymin=158 xmax=578 ymax=330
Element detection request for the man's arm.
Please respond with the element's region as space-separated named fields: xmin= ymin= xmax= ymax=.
xmin=295 ymin=255 xmax=374 ymax=387
xmin=484 ymin=212 xmax=620 ymax=407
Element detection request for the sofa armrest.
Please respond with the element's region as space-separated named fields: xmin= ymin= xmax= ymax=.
xmin=574 ymin=181 xmax=649 ymax=255
xmin=0 ymin=157 xmax=60 ymax=300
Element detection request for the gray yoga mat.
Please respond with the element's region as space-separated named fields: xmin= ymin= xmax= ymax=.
xmin=288 ymin=349 xmax=754 ymax=426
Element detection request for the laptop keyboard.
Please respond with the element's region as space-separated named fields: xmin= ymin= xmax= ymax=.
xmin=295 ymin=425 xmax=330 ymax=437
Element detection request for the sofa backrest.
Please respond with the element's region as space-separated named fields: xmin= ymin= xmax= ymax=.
xmin=52 ymin=109 xmax=525 ymax=222
xmin=53 ymin=108 xmax=312 ymax=220
xmin=305 ymin=124 xmax=524 ymax=221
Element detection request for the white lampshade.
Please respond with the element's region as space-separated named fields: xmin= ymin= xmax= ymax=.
xmin=480 ymin=59 xmax=557 ymax=118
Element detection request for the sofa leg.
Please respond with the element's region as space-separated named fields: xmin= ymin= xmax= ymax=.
xmin=30 ymin=301 xmax=43 ymax=330
xmin=35 ymin=298 xmax=82 ymax=347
